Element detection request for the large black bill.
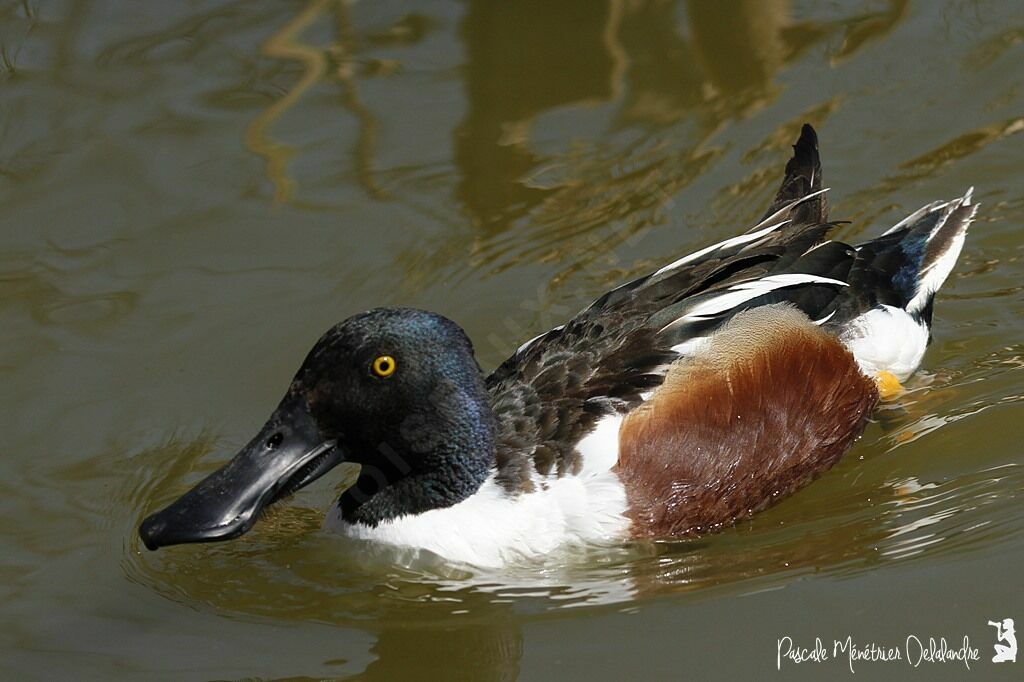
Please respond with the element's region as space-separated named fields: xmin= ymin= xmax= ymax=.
xmin=138 ymin=397 xmax=342 ymax=551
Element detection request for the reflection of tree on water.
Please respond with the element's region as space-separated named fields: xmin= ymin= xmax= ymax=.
xmin=446 ymin=0 xmax=898 ymax=288
xmin=353 ymin=614 xmax=522 ymax=682
xmin=455 ymin=0 xmax=623 ymax=232
xmin=454 ymin=0 xmax=796 ymax=239
xmin=245 ymin=0 xmax=421 ymax=204
xmin=243 ymin=0 xmax=914 ymax=289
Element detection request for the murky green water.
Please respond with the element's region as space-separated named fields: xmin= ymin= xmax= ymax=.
xmin=2 ymin=1 xmax=1022 ymax=679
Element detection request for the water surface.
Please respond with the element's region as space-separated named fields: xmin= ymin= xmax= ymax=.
xmin=1 ymin=1 xmax=1022 ymax=679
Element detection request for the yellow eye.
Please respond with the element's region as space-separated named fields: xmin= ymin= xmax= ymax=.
xmin=371 ymin=355 xmax=396 ymax=378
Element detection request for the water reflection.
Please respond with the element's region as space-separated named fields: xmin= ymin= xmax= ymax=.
xmin=840 ymin=116 xmax=1024 ymax=233
xmin=451 ymin=0 xmax=805 ymax=276
xmin=123 ymin=426 xmax=1024 ymax=624
xmin=3 ymin=0 xmax=1023 ymax=678
xmin=240 ymin=0 xmax=921 ymax=293
xmin=829 ymin=0 xmax=909 ymax=64
xmin=245 ymin=0 xmax=393 ymax=204
xmin=455 ymin=0 xmax=625 ymax=232
xmin=354 ymin=618 xmax=523 ymax=682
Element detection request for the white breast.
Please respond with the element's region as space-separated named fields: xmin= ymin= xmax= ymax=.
xmin=326 ymin=462 xmax=630 ymax=568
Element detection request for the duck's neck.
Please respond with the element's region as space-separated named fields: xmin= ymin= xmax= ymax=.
xmin=338 ymin=378 xmax=496 ymax=527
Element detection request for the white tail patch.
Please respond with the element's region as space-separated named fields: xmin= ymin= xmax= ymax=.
xmin=906 ymin=190 xmax=977 ymax=314
xmin=839 ymin=305 xmax=930 ymax=380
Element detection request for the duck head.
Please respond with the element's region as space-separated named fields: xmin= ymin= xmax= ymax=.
xmin=138 ymin=308 xmax=496 ymax=550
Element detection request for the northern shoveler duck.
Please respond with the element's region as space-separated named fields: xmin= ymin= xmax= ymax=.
xmin=139 ymin=125 xmax=977 ymax=567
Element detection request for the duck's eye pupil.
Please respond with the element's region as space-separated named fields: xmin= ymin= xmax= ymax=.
xmin=372 ymin=355 xmax=396 ymax=377
xmin=266 ymin=432 xmax=283 ymax=450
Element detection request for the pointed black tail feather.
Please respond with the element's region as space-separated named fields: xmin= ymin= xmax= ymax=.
xmin=762 ymin=123 xmax=828 ymax=225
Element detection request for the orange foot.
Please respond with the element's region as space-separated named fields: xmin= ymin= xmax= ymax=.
xmin=875 ymin=370 xmax=904 ymax=400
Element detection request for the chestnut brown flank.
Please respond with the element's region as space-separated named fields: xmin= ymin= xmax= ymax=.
xmin=616 ymin=305 xmax=878 ymax=538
